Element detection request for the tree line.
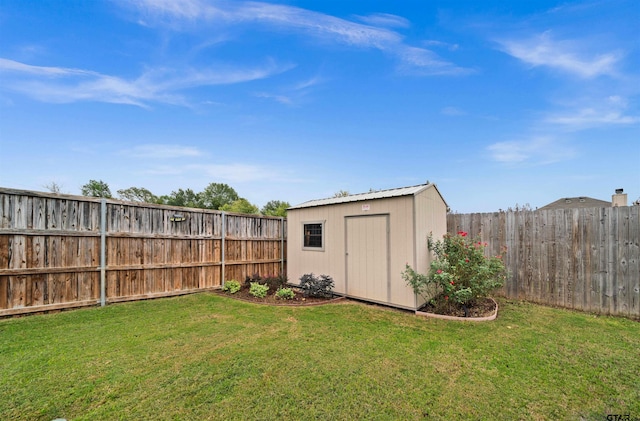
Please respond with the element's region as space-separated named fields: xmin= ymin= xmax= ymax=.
xmin=71 ymin=179 xmax=289 ymax=217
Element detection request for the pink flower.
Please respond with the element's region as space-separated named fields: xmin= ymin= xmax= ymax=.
xmin=445 ymin=296 xmax=449 ymax=300
xmin=457 ymin=231 xmax=468 ymax=237
xmin=436 ymin=269 xmax=443 ymax=274
xmin=465 ymin=258 xmax=469 ymax=263
xmin=450 ymin=281 xmax=455 ymax=285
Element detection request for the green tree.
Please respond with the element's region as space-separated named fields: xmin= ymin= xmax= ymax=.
xmin=81 ymin=179 xmax=112 ymax=198
xmin=199 ymin=183 xmax=239 ymax=210
xmin=117 ymin=187 xmax=158 ymax=203
xmin=261 ymin=200 xmax=290 ymax=217
xmin=333 ymin=190 xmax=350 ymax=197
xmin=160 ymin=189 xmax=200 ymax=208
xmin=220 ymin=198 xmax=260 ymax=214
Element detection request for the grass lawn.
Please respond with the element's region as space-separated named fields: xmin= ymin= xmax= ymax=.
xmin=1 ymin=294 xmax=638 ymax=420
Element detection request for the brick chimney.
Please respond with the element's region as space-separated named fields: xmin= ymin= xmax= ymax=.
xmin=612 ymin=188 xmax=627 ymax=207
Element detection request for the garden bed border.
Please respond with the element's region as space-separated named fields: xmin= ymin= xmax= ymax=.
xmin=415 ymin=297 xmax=498 ymax=322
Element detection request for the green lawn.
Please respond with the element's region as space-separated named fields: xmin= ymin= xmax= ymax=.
xmin=1 ymin=294 xmax=638 ymax=420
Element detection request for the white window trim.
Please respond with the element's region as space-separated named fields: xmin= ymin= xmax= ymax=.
xmin=302 ymin=220 xmax=325 ymax=251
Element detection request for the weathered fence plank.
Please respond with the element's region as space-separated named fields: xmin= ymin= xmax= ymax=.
xmin=448 ymin=207 xmax=640 ymax=319
xmin=606 ymin=208 xmax=616 ymax=314
xmin=0 ymin=188 xmax=287 ymax=316
xmin=629 ymin=207 xmax=640 ymax=316
xmin=617 ymin=207 xmax=631 ymax=316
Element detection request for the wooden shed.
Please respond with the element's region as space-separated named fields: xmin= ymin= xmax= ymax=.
xmin=287 ymin=183 xmax=447 ymax=310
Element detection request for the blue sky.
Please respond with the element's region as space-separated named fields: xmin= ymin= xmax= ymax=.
xmin=1 ymin=0 xmax=638 ymax=212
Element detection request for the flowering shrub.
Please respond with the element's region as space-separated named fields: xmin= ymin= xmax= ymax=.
xmin=402 ymin=232 xmax=506 ymax=310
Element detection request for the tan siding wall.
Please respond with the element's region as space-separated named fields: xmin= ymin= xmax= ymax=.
xmin=288 ymin=187 xmax=446 ymax=310
xmin=287 ymin=206 xmax=344 ymax=292
xmin=414 ymin=187 xmax=448 ymax=272
xmin=386 ymin=196 xmax=415 ymax=309
xmin=413 ymin=188 xmax=448 ymax=307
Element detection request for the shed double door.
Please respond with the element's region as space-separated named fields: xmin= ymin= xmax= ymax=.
xmin=345 ymin=214 xmax=390 ymax=303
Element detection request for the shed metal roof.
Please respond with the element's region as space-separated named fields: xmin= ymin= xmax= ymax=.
xmin=289 ymin=183 xmax=443 ymax=210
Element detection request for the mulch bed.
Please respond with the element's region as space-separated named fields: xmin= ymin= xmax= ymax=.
xmin=216 ymin=284 xmax=495 ymax=316
xmin=418 ymin=297 xmax=497 ymax=318
xmin=214 ymin=286 xmax=343 ymax=306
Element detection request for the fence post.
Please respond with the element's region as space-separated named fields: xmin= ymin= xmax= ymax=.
xmin=280 ymin=217 xmax=285 ymax=275
xmin=221 ymin=212 xmax=226 ymax=287
xmin=100 ymin=199 xmax=106 ymax=307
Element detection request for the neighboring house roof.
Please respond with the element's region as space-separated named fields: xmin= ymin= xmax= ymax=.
xmin=539 ymin=196 xmax=611 ymax=210
xmin=289 ymin=183 xmax=447 ymax=210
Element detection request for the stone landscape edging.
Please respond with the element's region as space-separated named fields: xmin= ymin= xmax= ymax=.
xmin=415 ymin=297 xmax=498 ymax=322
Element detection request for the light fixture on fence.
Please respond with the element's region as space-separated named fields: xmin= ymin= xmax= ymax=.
xmin=170 ymin=213 xmax=186 ymax=222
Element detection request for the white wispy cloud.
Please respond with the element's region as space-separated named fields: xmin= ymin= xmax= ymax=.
xmin=141 ymin=162 xmax=281 ymax=183
xmin=397 ymin=46 xmax=471 ymax=75
xmin=547 ymin=108 xmax=639 ymax=127
xmin=545 ymin=95 xmax=639 ymax=130
xmin=441 ymin=106 xmax=466 ymax=116
xmin=193 ymin=163 xmax=273 ymax=183
xmin=487 ymin=136 xmax=575 ymax=165
xmin=497 ymin=31 xmax=621 ymax=78
xmin=0 ymin=58 xmax=291 ymax=107
xmin=254 ymin=92 xmax=293 ymax=105
xmin=123 ymin=144 xmax=204 ymax=159
xmin=218 ymin=2 xmax=401 ymax=49
xmin=424 ymin=40 xmax=459 ymax=51
xmin=294 ymin=76 xmax=323 ymax=91
xmin=128 ymin=0 xmax=214 ymax=21
xmin=353 ymin=13 xmax=410 ymax=29
xmin=125 ymin=0 xmax=469 ymax=75
xmin=0 ymin=58 xmax=98 ymax=77
xmin=254 ymin=75 xmax=325 ymax=106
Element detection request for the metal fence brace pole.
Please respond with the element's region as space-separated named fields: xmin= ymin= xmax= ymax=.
xmin=221 ymin=212 xmax=226 ymax=287
xmin=100 ymin=199 xmax=107 ymax=307
xmin=280 ymin=217 xmax=285 ymax=275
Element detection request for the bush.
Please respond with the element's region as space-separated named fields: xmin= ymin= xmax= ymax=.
xmin=244 ymin=273 xmax=262 ymax=288
xmin=402 ymin=231 xmax=506 ymax=309
xmin=222 ymin=280 xmax=241 ymax=294
xmin=263 ymin=274 xmax=289 ymax=291
xmin=249 ymin=282 xmax=269 ymax=298
xmin=299 ymin=273 xmax=334 ymax=298
xmin=244 ymin=273 xmax=288 ymax=291
xmin=275 ymin=287 xmax=295 ymax=300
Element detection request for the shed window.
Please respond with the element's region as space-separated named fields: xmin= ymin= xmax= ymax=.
xmin=303 ymin=222 xmax=324 ymax=250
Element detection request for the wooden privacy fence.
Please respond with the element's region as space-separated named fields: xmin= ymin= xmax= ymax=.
xmin=447 ymin=207 xmax=639 ymax=319
xmin=0 ymin=188 xmax=286 ymax=316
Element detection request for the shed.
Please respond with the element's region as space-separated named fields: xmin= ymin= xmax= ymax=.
xmin=287 ymin=183 xmax=447 ymax=310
